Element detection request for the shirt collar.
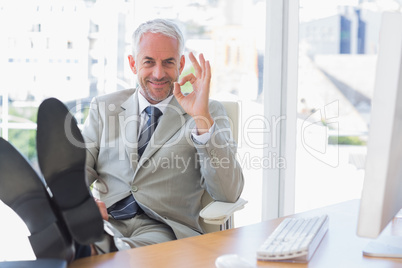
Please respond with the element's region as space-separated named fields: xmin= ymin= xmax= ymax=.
xmin=137 ymin=91 xmax=173 ymax=115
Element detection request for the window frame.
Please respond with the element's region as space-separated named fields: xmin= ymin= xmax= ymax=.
xmin=262 ymin=0 xmax=299 ymax=220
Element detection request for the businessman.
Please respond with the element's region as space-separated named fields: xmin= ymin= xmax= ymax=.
xmin=83 ymin=18 xmax=244 ymax=253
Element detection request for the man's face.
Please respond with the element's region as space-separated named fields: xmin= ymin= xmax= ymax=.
xmin=128 ymin=33 xmax=185 ymax=104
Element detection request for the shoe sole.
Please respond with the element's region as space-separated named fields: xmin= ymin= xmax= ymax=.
xmin=36 ymin=98 xmax=103 ymax=245
xmin=0 ymin=138 xmax=74 ymax=261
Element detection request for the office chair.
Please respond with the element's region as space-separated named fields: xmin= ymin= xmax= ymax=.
xmin=199 ymin=101 xmax=247 ymax=232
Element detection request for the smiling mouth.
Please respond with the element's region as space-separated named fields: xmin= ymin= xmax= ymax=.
xmin=149 ymin=81 xmax=169 ymax=90
xmin=148 ymin=79 xmax=170 ymax=87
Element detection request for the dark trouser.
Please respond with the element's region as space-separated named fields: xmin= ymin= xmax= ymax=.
xmin=74 ymin=242 xmax=91 ymax=259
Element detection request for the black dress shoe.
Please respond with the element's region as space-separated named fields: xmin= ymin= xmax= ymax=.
xmin=0 ymin=138 xmax=74 ymax=261
xmin=36 ymin=98 xmax=103 ymax=245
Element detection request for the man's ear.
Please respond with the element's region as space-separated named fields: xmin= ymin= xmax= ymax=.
xmin=128 ymin=55 xmax=137 ymax=74
xmin=179 ymin=55 xmax=185 ymax=74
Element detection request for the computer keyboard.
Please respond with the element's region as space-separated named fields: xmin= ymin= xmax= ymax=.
xmin=257 ymin=214 xmax=329 ymax=262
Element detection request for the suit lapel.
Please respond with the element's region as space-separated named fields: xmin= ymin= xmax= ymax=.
xmin=137 ymin=96 xmax=188 ymax=167
xmin=119 ymin=89 xmax=140 ymax=171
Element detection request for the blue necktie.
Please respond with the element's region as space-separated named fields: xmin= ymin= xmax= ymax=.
xmin=137 ymin=106 xmax=163 ymax=158
xmin=107 ymin=106 xmax=162 ymax=220
xmin=107 ymin=194 xmax=141 ymax=220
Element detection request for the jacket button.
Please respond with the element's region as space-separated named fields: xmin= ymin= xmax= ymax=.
xmin=132 ymin=185 xmax=138 ymax=192
xmin=210 ymin=149 xmax=216 ymax=156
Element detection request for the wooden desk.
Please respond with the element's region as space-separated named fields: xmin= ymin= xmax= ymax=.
xmin=69 ymin=200 xmax=402 ymax=268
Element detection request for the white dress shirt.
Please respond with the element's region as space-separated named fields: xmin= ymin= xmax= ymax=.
xmin=137 ymin=93 xmax=215 ymax=145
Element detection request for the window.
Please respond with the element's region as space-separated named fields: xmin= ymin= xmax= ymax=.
xmin=0 ymin=0 xmax=266 ymax=261
xmin=67 ymin=40 xmax=73 ymax=49
xmin=32 ymin=24 xmax=41 ymax=32
xmin=295 ymin=0 xmax=401 ymax=213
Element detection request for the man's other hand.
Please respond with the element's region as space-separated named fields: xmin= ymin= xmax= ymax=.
xmin=94 ymin=198 xmax=108 ymax=221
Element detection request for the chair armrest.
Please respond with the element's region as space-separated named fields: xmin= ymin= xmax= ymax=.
xmin=200 ymin=198 xmax=247 ymax=225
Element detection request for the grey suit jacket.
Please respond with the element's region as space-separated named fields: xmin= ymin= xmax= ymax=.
xmin=82 ymin=88 xmax=244 ymax=239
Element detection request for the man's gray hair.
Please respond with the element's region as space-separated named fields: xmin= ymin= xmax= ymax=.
xmin=132 ymin=19 xmax=185 ymax=59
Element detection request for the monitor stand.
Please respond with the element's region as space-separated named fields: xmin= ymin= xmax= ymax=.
xmin=363 ymin=235 xmax=402 ymax=258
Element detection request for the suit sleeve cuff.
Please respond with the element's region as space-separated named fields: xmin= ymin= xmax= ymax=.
xmin=191 ymin=122 xmax=216 ymax=145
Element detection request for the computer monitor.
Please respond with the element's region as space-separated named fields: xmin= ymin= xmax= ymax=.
xmin=356 ymin=12 xmax=402 ymax=258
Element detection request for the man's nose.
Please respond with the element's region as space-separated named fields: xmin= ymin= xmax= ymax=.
xmin=152 ymin=63 xmax=165 ymax=79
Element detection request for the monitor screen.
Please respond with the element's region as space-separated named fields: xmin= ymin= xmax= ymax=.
xmin=356 ymin=12 xmax=402 ymax=258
